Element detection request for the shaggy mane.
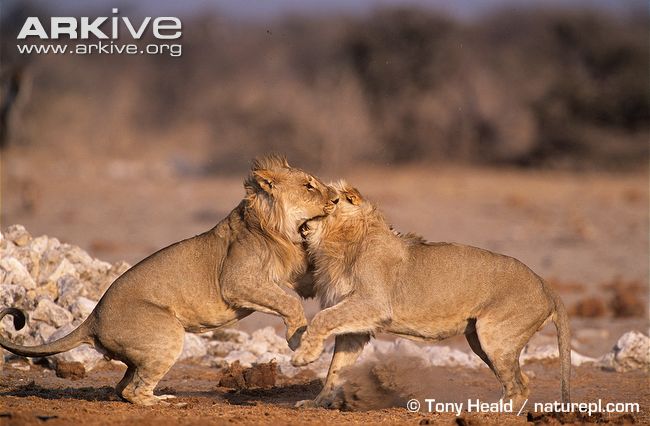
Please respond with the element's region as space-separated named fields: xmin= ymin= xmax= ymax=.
xmin=251 ymin=153 xmax=289 ymax=172
xmin=306 ymin=194 xmax=398 ymax=308
xmin=394 ymin=231 xmax=428 ymax=245
xmin=241 ymin=154 xmax=307 ymax=281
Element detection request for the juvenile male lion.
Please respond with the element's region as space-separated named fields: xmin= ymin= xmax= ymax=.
xmin=0 ymin=155 xmax=338 ymax=405
xmin=292 ymin=182 xmax=571 ymax=408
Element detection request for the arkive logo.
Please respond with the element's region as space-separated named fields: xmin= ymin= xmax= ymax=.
xmin=15 ymin=8 xmax=183 ymax=57
xmin=17 ymin=8 xmax=182 ymax=40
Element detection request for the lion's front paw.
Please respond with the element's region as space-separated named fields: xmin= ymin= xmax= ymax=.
xmin=295 ymin=399 xmax=319 ymax=409
xmin=295 ymin=395 xmax=341 ymax=409
xmin=291 ymin=344 xmax=322 ymax=366
xmin=287 ymin=326 xmax=307 ymax=351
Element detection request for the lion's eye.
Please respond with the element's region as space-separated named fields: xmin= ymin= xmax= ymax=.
xmin=305 ymin=182 xmax=315 ymax=191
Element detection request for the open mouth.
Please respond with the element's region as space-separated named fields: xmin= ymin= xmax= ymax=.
xmin=298 ymin=221 xmax=311 ymax=239
xmin=298 ymin=215 xmax=326 ymax=239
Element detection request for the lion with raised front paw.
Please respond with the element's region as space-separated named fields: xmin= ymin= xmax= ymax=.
xmin=292 ymin=181 xmax=571 ymax=409
xmin=0 ymin=155 xmax=338 ymax=405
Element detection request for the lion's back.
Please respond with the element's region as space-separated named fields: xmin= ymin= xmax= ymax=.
xmin=396 ymin=241 xmax=547 ymax=308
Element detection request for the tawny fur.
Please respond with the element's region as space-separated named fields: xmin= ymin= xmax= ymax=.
xmin=293 ymin=181 xmax=571 ymax=409
xmin=0 ymin=154 xmax=337 ymax=406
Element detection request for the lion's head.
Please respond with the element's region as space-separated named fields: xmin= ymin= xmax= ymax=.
xmin=300 ymin=180 xmax=374 ymax=242
xmin=244 ymin=154 xmax=338 ymax=243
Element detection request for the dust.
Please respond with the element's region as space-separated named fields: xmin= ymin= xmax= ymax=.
xmin=338 ymin=354 xmax=434 ymax=411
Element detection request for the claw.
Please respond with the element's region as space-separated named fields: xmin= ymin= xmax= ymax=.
xmin=287 ymin=326 xmax=307 ymax=351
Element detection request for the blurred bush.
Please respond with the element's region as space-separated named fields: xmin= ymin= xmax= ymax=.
xmin=1 ymin=5 xmax=648 ymax=172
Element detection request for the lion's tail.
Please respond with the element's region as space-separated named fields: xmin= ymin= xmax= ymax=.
xmin=550 ymin=292 xmax=571 ymax=403
xmin=0 ymin=308 xmax=92 ymax=357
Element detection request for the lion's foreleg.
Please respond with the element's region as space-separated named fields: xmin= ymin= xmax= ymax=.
xmin=222 ymin=278 xmax=307 ymax=350
xmin=291 ymin=298 xmax=383 ymax=366
xmin=296 ymin=333 xmax=370 ymax=408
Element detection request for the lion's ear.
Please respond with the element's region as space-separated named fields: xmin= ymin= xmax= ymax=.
xmin=345 ymin=187 xmax=363 ymax=205
xmin=252 ymin=169 xmax=277 ymax=194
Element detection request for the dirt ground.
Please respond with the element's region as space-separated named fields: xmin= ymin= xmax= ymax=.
xmin=1 ymin=149 xmax=649 ymax=424
xmin=1 ymin=359 xmax=648 ymax=425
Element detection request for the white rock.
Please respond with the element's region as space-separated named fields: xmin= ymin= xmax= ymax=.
xmin=52 ymin=346 xmax=104 ymax=370
xmin=223 ymin=350 xmax=257 ymax=367
xmin=208 ymin=340 xmax=240 ymax=357
xmin=571 ymin=351 xmax=598 ymax=366
xmin=5 ymin=225 xmax=31 ymax=246
xmin=521 ymin=344 xmax=597 ymax=366
xmin=31 ymin=298 xmax=73 ymax=328
xmin=249 ymin=326 xmax=290 ymax=353
xmin=36 ymin=322 xmax=58 ymax=343
xmin=597 ymin=331 xmax=650 ymax=373
xmin=244 ymin=340 xmax=269 ymax=356
xmin=3 ymin=321 xmax=33 ymax=345
xmin=109 ymin=261 xmax=131 ymax=277
xmin=88 ymin=258 xmax=112 ymax=273
xmin=70 ymin=297 xmax=96 ymax=320
xmin=179 ymin=333 xmax=208 ymax=360
xmin=257 ymin=352 xmax=290 ymax=365
xmin=47 ymin=258 xmax=78 ymax=283
xmin=0 ymin=257 xmax=36 ymax=289
xmin=357 ymin=338 xmax=599 ymax=371
xmin=0 ymin=284 xmax=26 ymax=307
xmin=64 ymin=246 xmax=94 ymax=267
xmin=0 ymin=233 xmax=9 ymax=252
xmin=29 ymin=236 xmax=49 ymax=258
xmin=359 ymin=339 xmax=483 ymax=369
xmin=56 ymin=276 xmax=84 ymax=309
xmin=47 ymin=324 xmax=105 ymax=370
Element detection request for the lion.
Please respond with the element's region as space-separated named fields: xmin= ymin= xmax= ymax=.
xmin=0 ymin=155 xmax=338 ymax=405
xmin=291 ymin=181 xmax=571 ymax=409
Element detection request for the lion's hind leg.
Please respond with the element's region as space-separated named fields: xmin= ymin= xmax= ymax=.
xmin=472 ymin=314 xmax=543 ymax=405
xmin=465 ymin=328 xmax=495 ymax=373
xmin=120 ymin=357 xmax=181 ymax=406
xmin=102 ymin=306 xmax=185 ymax=405
xmin=115 ymin=365 xmax=135 ymax=400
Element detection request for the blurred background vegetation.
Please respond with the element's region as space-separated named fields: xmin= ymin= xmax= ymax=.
xmin=1 ymin=1 xmax=648 ymax=174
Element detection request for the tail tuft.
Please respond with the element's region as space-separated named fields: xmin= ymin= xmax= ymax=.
xmin=550 ymin=293 xmax=571 ymax=403
xmin=0 ymin=307 xmax=91 ymax=358
xmin=4 ymin=307 xmax=27 ymax=331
